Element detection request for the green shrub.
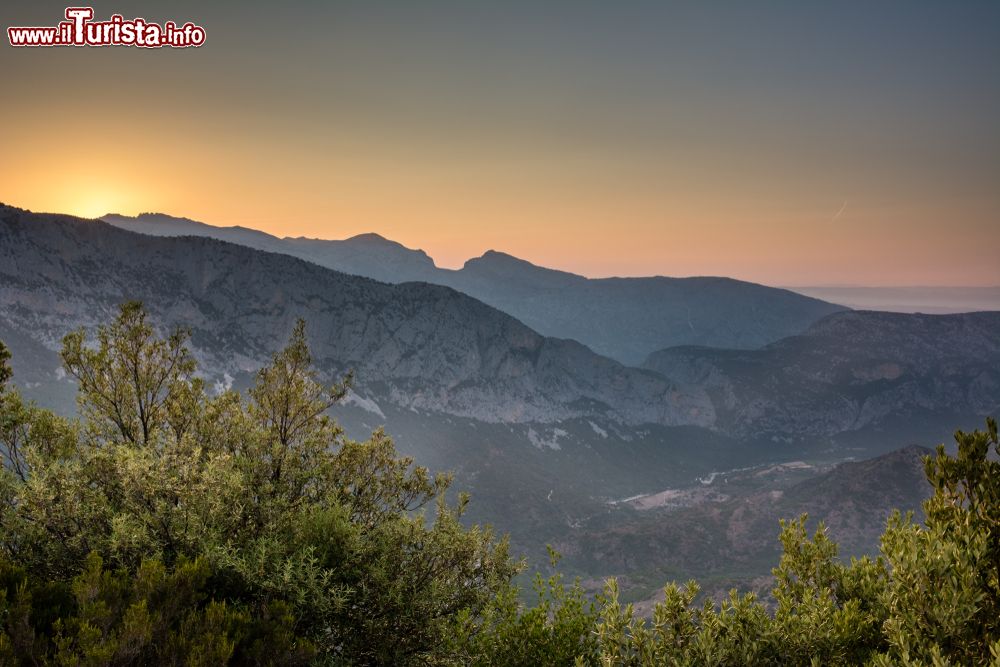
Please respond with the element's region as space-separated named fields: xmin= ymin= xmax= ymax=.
xmin=0 ymin=303 xmax=514 ymax=665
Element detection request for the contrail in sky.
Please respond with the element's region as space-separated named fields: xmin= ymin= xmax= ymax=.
xmin=831 ymin=200 xmax=848 ymax=221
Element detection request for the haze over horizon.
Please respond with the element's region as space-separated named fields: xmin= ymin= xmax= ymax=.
xmin=3 ymin=1 xmax=999 ymax=286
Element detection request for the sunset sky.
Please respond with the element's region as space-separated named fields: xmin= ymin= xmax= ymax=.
xmin=2 ymin=1 xmax=998 ymax=286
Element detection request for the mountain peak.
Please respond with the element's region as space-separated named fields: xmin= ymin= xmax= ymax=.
xmin=464 ymin=249 xmax=534 ymax=269
xmin=481 ymin=249 xmax=517 ymax=260
xmin=345 ymin=232 xmax=391 ymax=243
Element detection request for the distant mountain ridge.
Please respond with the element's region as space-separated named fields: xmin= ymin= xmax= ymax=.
xmin=102 ymin=212 xmax=846 ymax=364
xmin=100 ymin=213 xmax=439 ymax=284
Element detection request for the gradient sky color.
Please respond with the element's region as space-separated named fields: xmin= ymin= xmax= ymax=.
xmin=2 ymin=1 xmax=998 ymax=286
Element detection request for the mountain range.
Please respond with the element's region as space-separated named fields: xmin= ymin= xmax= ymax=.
xmin=4 ymin=206 xmax=710 ymax=428
xmin=3 ymin=202 xmax=998 ymax=602
xmin=102 ymin=212 xmax=846 ymax=365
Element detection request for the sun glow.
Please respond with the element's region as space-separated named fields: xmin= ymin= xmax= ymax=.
xmin=56 ymin=186 xmax=134 ymax=220
xmin=17 ymin=178 xmax=153 ymax=221
xmin=66 ymin=199 xmax=114 ymax=220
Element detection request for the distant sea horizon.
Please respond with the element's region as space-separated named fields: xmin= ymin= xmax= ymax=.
xmin=786 ymin=286 xmax=1000 ymax=314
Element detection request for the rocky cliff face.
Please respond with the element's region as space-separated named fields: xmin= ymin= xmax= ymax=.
xmin=1 ymin=205 xmax=711 ymax=427
xmin=643 ymin=310 xmax=1000 ymax=439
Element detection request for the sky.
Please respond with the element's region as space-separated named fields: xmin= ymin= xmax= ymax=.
xmin=2 ymin=1 xmax=999 ymax=286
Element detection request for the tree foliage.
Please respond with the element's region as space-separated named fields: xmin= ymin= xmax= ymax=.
xmin=0 ymin=341 xmax=10 ymax=392
xmin=451 ymin=547 xmax=600 ymax=666
xmin=0 ymin=303 xmax=515 ymax=665
xmin=872 ymin=420 xmax=1000 ymax=666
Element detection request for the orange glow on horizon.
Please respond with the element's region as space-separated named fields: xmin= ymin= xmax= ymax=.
xmin=2 ymin=3 xmax=997 ymax=288
xmin=4 ymin=162 xmax=998 ymax=288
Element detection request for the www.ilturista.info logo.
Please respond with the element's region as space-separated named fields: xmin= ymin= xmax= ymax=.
xmin=8 ymin=7 xmax=205 ymax=48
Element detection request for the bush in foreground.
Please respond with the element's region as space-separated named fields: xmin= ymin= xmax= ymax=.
xmin=0 ymin=304 xmax=515 ymax=665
